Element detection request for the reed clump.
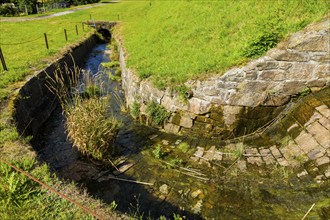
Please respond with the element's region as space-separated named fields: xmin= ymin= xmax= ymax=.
xmin=46 ymin=64 xmax=121 ymax=160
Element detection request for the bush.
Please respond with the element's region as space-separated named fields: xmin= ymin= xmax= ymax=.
xmin=130 ymin=101 xmax=141 ymax=120
xmin=242 ymin=19 xmax=283 ymax=58
xmin=65 ymin=97 xmax=121 ymax=160
xmin=146 ymin=101 xmax=171 ymax=126
xmin=0 ymin=4 xmax=19 ymax=16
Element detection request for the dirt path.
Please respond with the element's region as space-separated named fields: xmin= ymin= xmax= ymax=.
xmin=0 ymin=3 xmax=108 ymax=22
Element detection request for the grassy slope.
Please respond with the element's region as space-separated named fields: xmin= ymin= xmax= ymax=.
xmin=94 ymin=0 xmax=329 ymax=88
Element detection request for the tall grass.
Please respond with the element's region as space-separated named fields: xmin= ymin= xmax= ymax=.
xmin=46 ymin=66 xmax=121 ymax=161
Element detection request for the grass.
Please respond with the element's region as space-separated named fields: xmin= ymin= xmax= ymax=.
xmin=1 ymin=1 xmax=329 ymax=99
xmin=46 ymin=67 xmax=122 ymax=161
xmin=0 ymin=142 xmax=119 ymax=220
xmin=100 ymin=0 xmax=329 ymax=88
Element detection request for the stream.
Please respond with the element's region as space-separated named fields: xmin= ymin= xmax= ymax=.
xmin=31 ymin=43 xmax=330 ymax=219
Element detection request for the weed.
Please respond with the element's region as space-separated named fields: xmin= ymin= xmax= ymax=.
xmin=175 ymin=85 xmax=190 ymax=103
xmin=298 ymin=87 xmax=312 ymax=97
xmin=130 ymin=101 xmax=141 ymax=120
xmin=173 ymin=213 xmax=186 ymax=220
xmin=66 ymin=97 xmax=121 ymax=160
xmin=101 ymin=61 xmax=120 ymax=69
xmin=177 ymin=142 xmax=190 ymax=153
xmin=232 ymin=143 xmax=244 ymax=160
xmin=46 ymin=67 xmax=122 ymax=160
xmin=146 ymin=101 xmax=171 ymax=126
xmin=243 ymin=18 xmax=284 ymax=58
xmin=152 ymin=144 xmax=164 ymax=159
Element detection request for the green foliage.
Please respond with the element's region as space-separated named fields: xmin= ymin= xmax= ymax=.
xmin=177 ymin=142 xmax=190 ymax=153
xmin=242 ymin=19 xmax=284 ymax=58
xmin=146 ymin=101 xmax=171 ymax=126
xmin=175 ymin=84 xmax=190 ymax=103
xmin=83 ymin=85 xmax=101 ymax=98
xmin=0 ymin=157 xmax=95 ymax=219
xmin=0 ymin=4 xmax=19 ymax=17
xmin=130 ymin=101 xmax=141 ymax=119
xmin=47 ymin=68 xmax=121 ymax=161
xmin=101 ymin=61 xmax=120 ymax=69
xmin=152 ymin=144 xmax=164 ymax=159
xmin=299 ymin=87 xmax=312 ymax=97
xmin=66 ymin=97 xmax=121 ymax=160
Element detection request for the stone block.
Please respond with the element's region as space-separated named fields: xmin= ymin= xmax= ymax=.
xmin=304 ymin=111 xmax=322 ymax=127
xmin=188 ymin=98 xmax=211 ymax=115
xmin=319 ymin=117 xmax=330 ymax=130
xmin=258 ymin=70 xmax=286 ymax=81
xmin=313 ymin=64 xmax=330 ymax=79
xmin=270 ymin=49 xmax=309 ymax=62
xmin=179 ymin=115 xmax=193 ymax=128
xmin=289 ymin=35 xmax=330 ymax=52
xmin=307 ymin=147 xmax=326 ymax=160
xmin=306 ymin=121 xmax=330 ymax=148
xmin=294 ymin=131 xmax=320 ymax=153
xmin=237 ymin=160 xmax=247 ymax=171
xmin=223 ymin=106 xmax=242 ymax=127
xmin=316 ymin=105 xmax=330 ymax=118
xmin=247 ymin=157 xmax=263 ymax=166
xmin=287 ymin=63 xmax=315 ymax=81
xmin=270 ymin=146 xmax=283 ymax=159
xmin=169 ymin=113 xmax=181 ymax=125
xmin=256 ymin=61 xmax=279 ymax=70
xmin=277 ymin=157 xmax=289 ymax=166
xmin=164 ymin=123 xmax=181 ymax=134
xmin=316 ymin=156 xmax=330 ymax=166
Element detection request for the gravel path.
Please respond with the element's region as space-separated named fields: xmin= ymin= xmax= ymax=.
xmin=0 ymin=3 xmax=107 ymax=22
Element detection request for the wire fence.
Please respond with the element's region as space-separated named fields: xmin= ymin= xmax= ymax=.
xmin=0 ymin=22 xmax=93 ymax=72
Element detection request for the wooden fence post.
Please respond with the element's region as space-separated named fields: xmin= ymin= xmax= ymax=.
xmin=75 ymin=25 xmax=79 ymax=35
xmin=44 ymin=33 xmax=49 ymax=49
xmin=82 ymin=22 xmax=85 ymax=31
xmin=0 ymin=47 xmax=8 ymax=71
xmin=64 ymin=29 xmax=68 ymax=41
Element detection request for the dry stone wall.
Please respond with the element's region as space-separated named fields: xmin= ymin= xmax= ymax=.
xmin=119 ymin=19 xmax=330 ymax=138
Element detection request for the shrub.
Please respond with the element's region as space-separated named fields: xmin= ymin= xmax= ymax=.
xmin=130 ymin=101 xmax=141 ymax=120
xmin=242 ymin=19 xmax=283 ymax=58
xmin=65 ymin=97 xmax=121 ymax=160
xmin=146 ymin=101 xmax=171 ymax=126
xmin=46 ymin=67 xmax=121 ymax=160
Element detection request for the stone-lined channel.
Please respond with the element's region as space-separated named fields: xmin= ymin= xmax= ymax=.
xmin=31 ymin=44 xmax=330 ymax=219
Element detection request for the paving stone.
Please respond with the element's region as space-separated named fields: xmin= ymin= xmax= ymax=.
xmin=244 ymin=148 xmax=259 ymax=155
xmin=316 ymin=156 xmax=330 ymax=166
xmin=247 ymin=157 xmax=263 ymax=166
xmin=204 ymin=146 xmax=216 ymax=161
xmin=175 ymin=139 xmax=182 ymax=145
xmin=277 ymin=157 xmax=290 ymax=166
xmin=237 ymin=160 xmax=247 ymax=171
xmin=316 ymin=105 xmax=330 ymax=118
xmin=324 ymin=167 xmax=330 ymax=178
xmin=270 ymin=145 xmax=283 ymax=159
xmin=297 ymin=169 xmax=308 ymax=178
xmin=213 ymin=151 xmax=223 ymax=161
xmin=307 ymin=147 xmax=326 ymax=160
xmin=294 ymin=131 xmax=320 ymax=153
xmin=262 ymin=155 xmax=276 ymax=165
xmin=259 ymin=148 xmax=271 ymax=156
xmin=162 ymin=140 xmax=170 ymax=146
xmin=279 ymin=147 xmax=293 ymax=161
xmin=287 ymin=141 xmax=304 ymax=155
xmin=306 ymin=121 xmax=330 ymax=147
xmin=318 ymin=116 xmax=330 ymax=130
xmin=191 ymin=147 xmax=205 ymax=162
xmin=304 ymin=112 xmax=322 ymax=127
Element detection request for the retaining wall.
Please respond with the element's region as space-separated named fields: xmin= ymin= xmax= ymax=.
xmin=119 ymin=19 xmax=330 ymax=138
xmin=14 ymin=35 xmax=100 ymax=137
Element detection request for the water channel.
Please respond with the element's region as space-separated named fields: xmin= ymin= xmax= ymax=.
xmin=31 ymin=43 xmax=330 ymax=219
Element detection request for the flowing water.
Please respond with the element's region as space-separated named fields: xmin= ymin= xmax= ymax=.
xmin=32 ymin=44 xmax=330 ymax=219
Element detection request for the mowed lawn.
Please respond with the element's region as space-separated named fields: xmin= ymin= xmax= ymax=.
xmin=0 ymin=0 xmax=329 ymax=99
